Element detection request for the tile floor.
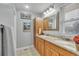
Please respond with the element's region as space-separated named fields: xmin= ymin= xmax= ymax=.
xmin=16 ymin=47 xmax=40 ymax=56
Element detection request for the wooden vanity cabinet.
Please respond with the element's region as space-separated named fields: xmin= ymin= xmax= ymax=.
xmin=35 ymin=37 xmax=45 ymax=56
xmin=34 ymin=37 xmax=76 ymax=56
xmin=33 ymin=17 xmax=43 ymax=48
xmin=33 ymin=17 xmax=43 ymax=34
xmin=45 ymin=40 xmax=76 ymax=56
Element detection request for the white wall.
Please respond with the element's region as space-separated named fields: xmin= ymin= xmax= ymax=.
xmin=0 ymin=4 xmax=16 ymax=55
xmin=16 ymin=20 xmax=32 ymax=48
xmin=0 ymin=4 xmax=14 ymax=27
xmin=16 ymin=10 xmax=39 ymax=48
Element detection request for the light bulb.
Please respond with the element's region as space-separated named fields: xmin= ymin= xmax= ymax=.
xmin=43 ymin=12 xmax=46 ymax=15
xmin=25 ymin=5 xmax=29 ymax=9
xmin=46 ymin=10 xmax=49 ymax=13
xmin=49 ymin=8 xmax=53 ymax=11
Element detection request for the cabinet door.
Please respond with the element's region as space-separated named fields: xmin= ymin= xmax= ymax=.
xmin=51 ymin=49 xmax=59 ymax=56
xmin=37 ymin=39 xmax=40 ymax=53
xmin=39 ymin=39 xmax=45 ymax=56
xmin=37 ymin=37 xmax=44 ymax=55
xmin=34 ymin=17 xmax=43 ymax=34
xmin=45 ymin=47 xmax=52 ymax=56
xmin=35 ymin=37 xmax=39 ymax=53
xmin=33 ymin=38 xmax=36 ymax=48
xmin=45 ymin=41 xmax=59 ymax=56
xmin=35 ymin=38 xmax=37 ymax=49
xmin=45 ymin=46 xmax=59 ymax=56
xmin=35 ymin=37 xmax=45 ymax=56
xmin=58 ymin=48 xmax=76 ymax=56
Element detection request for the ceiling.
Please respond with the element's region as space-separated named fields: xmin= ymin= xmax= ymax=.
xmin=14 ymin=3 xmax=53 ymax=14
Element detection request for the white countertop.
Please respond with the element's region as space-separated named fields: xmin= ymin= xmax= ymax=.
xmin=36 ymin=34 xmax=79 ymax=56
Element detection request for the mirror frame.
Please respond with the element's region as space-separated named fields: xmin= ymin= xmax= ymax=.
xmin=43 ymin=12 xmax=59 ymax=31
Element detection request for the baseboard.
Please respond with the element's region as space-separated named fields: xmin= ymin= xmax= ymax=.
xmin=16 ymin=45 xmax=33 ymax=51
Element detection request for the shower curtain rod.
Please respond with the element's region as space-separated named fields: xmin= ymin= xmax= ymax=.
xmin=0 ymin=24 xmax=4 ymax=56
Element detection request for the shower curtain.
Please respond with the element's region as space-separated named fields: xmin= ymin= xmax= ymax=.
xmin=0 ymin=25 xmax=15 ymax=56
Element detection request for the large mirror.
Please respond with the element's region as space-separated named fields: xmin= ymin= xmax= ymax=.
xmin=43 ymin=12 xmax=59 ymax=31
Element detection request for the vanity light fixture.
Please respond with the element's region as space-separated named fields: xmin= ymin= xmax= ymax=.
xmin=43 ymin=8 xmax=56 ymax=17
xmin=43 ymin=7 xmax=54 ymax=15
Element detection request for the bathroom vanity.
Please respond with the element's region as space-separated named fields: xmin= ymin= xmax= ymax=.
xmin=33 ymin=16 xmax=79 ymax=56
xmin=34 ymin=34 xmax=79 ymax=56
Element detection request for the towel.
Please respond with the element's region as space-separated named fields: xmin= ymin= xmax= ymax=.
xmin=3 ymin=26 xmax=15 ymax=56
